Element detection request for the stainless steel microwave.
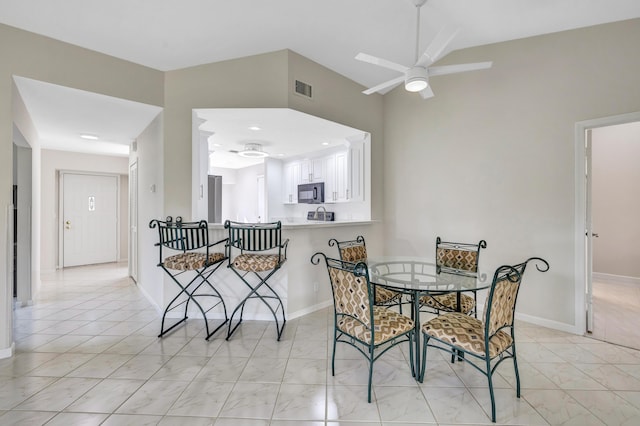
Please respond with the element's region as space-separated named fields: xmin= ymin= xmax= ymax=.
xmin=298 ymin=182 xmax=324 ymax=204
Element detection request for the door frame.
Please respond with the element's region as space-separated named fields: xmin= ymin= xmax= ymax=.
xmin=574 ymin=110 xmax=640 ymax=335
xmin=129 ymin=161 xmax=138 ymax=282
xmin=58 ymin=170 xmax=121 ymax=268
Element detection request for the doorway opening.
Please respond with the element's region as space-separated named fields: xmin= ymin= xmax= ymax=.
xmin=575 ymin=111 xmax=640 ymax=349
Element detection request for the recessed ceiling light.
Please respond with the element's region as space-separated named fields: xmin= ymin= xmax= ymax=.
xmin=321 ymin=142 xmax=329 ymax=146
xmin=80 ymin=134 xmax=99 ymax=140
xmin=248 ymin=126 xmax=261 ymax=131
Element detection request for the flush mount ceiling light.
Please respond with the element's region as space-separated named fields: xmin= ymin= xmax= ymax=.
xmin=238 ymin=142 xmax=269 ymax=158
xmin=355 ymin=0 xmax=492 ymax=99
xmin=404 ymin=66 xmax=429 ymax=92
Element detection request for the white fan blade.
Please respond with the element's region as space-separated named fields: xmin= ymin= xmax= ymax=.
xmin=416 ymin=26 xmax=460 ymax=67
xmin=362 ymin=75 xmax=405 ymax=95
xmin=356 ymin=53 xmax=409 ymax=74
xmin=428 ymin=62 xmax=492 ymax=77
xmin=419 ymin=86 xmax=435 ymax=99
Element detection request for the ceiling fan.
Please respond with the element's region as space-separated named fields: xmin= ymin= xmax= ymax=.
xmin=356 ymin=0 xmax=492 ymax=99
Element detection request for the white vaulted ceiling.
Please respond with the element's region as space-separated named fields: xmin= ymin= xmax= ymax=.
xmin=4 ymin=0 xmax=640 ymax=156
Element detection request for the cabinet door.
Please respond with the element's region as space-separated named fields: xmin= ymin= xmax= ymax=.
xmin=349 ymin=141 xmax=364 ymax=201
xmin=300 ymin=158 xmax=325 ymax=183
xmin=324 ymin=154 xmax=337 ymax=203
xmin=283 ymin=161 xmax=301 ymax=203
xmin=335 ymin=150 xmax=349 ymax=202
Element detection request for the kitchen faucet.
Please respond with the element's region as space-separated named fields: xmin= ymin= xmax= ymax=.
xmin=314 ymin=206 xmax=327 ymax=220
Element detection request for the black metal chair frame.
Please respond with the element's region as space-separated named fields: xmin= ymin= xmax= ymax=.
xmin=421 ymin=237 xmax=487 ymax=317
xmin=419 ymin=257 xmax=549 ymax=422
xmin=149 ymin=216 xmax=229 ymax=340
xmin=328 ymin=235 xmax=404 ymax=314
xmin=311 ymin=252 xmax=414 ymax=403
xmin=225 ymin=220 xmax=289 ymax=341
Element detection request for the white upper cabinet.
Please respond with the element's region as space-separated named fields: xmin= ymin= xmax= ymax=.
xmin=282 ymin=141 xmax=365 ymax=204
xmin=283 ymin=161 xmax=301 ymax=204
xmin=324 ymin=150 xmax=349 ymax=203
xmin=300 ymin=157 xmax=325 ymax=183
xmin=348 ymin=140 xmax=364 ymax=202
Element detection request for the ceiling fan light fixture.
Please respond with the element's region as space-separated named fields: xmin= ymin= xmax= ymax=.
xmin=238 ymin=142 xmax=269 ymax=158
xmin=405 ymin=66 xmax=429 ymax=92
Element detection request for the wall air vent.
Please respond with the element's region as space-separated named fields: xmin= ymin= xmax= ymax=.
xmin=295 ymin=80 xmax=312 ymax=99
xmin=131 ymin=140 xmax=137 ymax=152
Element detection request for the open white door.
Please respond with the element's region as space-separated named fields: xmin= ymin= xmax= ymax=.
xmin=585 ymin=129 xmax=594 ymax=333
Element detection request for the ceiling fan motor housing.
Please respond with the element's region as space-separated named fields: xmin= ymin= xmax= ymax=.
xmin=405 ymin=66 xmax=429 ymax=92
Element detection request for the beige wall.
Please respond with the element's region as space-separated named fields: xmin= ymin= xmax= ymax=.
xmin=39 ymin=150 xmax=129 ymax=272
xmin=164 ymin=50 xmax=290 ymax=219
xmin=1 ymin=23 xmax=164 ymax=354
xmin=592 ymin=121 xmax=640 ymax=278
xmin=383 ymin=19 xmax=640 ymax=327
xmin=163 ymin=49 xmax=386 ymax=314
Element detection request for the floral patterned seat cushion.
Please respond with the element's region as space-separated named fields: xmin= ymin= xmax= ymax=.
xmin=338 ymin=306 xmax=414 ymax=346
xmin=164 ymin=252 xmax=226 ymax=271
xmin=419 ymin=292 xmax=475 ymax=314
xmin=232 ymin=253 xmax=285 ymax=272
xmin=422 ymin=312 xmax=512 ymax=358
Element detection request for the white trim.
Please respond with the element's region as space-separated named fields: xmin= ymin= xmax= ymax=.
xmin=593 ymin=272 xmax=640 ymax=286
xmin=136 ymin=281 xmax=162 ymax=314
xmin=0 ymin=342 xmax=15 ymax=359
xmin=574 ymin=111 xmax=640 ymax=338
xmin=289 ymin=299 xmax=333 ymax=320
xmin=515 ymin=312 xmax=580 ymax=335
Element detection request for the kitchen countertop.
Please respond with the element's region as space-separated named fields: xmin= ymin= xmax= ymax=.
xmin=208 ymin=220 xmax=377 ymax=230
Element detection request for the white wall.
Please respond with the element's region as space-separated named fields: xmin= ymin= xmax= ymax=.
xmin=592 ymin=121 xmax=640 ymax=278
xmin=40 ymin=150 xmax=129 ymax=273
xmin=1 ymin=22 xmax=164 ymax=357
xmin=130 ymin=113 xmax=164 ymax=310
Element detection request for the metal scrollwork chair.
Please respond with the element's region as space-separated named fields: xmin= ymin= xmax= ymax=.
xmin=419 ymin=257 xmax=549 ymax=423
xmin=149 ymin=216 xmax=229 ymax=340
xmin=225 ymin=220 xmax=289 ymax=341
xmin=420 ymin=237 xmax=487 ymax=317
xmin=311 ymin=252 xmax=414 ymax=403
xmin=329 ymin=236 xmax=404 ymax=313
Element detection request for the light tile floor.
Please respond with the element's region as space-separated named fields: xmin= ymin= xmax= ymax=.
xmin=2 ymin=262 xmax=640 ymax=425
xmin=591 ymin=279 xmax=640 ymax=351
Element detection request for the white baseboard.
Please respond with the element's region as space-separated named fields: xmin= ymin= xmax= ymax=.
xmin=289 ymin=300 xmax=333 ymax=320
xmin=593 ymin=272 xmax=640 ymax=286
xmin=515 ymin=312 xmax=580 ymax=335
xmin=0 ymin=342 xmax=15 ymax=359
xmin=136 ymin=285 xmax=162 ymax=314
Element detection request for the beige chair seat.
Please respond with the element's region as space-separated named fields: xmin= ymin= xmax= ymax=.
xmin=422 ymin=311 xmax=512 ymax=358
xmin=419 ymin=292 xmax=475 ymax=314
xmin=232 ymin=253 xmax=284 ymax=272
xmin=164 ymin=252 xmax=226 ymax=271
xmin=338 ymin=306 xmax=414 ymax=345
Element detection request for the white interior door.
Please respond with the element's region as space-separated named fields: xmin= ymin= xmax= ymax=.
xmin=62 ymin=173 xmax=118 ymax=267
xmin=129 ymin=162 xmax=138 ymax=282
xmin=585 ymin=129 xmax=594 ymax=333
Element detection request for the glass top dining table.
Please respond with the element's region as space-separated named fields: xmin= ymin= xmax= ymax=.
xmin=367 ymin=256 xmax=492 ymax=378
